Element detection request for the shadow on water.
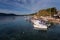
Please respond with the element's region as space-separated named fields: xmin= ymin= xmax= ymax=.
xmin=0 ymin=16 xmax=60 ymax=40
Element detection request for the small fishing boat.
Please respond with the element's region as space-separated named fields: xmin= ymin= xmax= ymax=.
xmin=31 ymin=19 xmax=51 ymax=30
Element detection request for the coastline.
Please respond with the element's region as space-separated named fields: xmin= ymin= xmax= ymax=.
xmin=39 ymin=16 xmax=60 ymax=24
xmin=32 ymin=15 xmax=60 ymax=24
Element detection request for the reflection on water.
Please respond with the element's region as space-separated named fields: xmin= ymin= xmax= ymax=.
xmin=0 ymin=16 xmax=60 ymax=40
xmin=0 ymin=16 xmax=15 ymax=21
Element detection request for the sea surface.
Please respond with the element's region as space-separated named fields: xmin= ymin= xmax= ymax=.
xmin=0 ymin=16 xmax=60 ymax=40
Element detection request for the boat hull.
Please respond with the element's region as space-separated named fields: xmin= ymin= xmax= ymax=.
xmin=33 ymin=24 xmax=48 ymax=30
xmin=31 ymin=19 xmax=50 ymax=30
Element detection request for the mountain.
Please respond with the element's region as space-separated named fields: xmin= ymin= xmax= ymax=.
xmin=0 ymin=13 xmax=17 ymax=16
xmin=0 ymin=13 xmax=36 ymax=16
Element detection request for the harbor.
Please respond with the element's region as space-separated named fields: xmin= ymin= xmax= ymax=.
xmin=30 ymin=15 xmax=60 ymax=30
xmin=30 ymin=17 xmax=52 ymax=30
xmin=39 ymin=16 xmax=60 ymax=24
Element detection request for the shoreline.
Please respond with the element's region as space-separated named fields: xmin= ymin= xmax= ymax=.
xmin=40 ymin=16 xmax=60 ymax=24
xmin=32 ymin=16 xmax=60 ymax=24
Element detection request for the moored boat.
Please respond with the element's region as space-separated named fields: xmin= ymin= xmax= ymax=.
xmin=31 ymin=19 xmax=51 ymax=30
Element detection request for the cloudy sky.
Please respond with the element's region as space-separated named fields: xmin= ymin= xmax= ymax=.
xmin=0 ymin=0 xmax=60 ymax=15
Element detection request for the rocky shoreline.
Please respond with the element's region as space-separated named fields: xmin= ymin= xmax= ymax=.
xmin=32 ymin=16 xmax=60 ymax=24
xmin=39 ymin=16 xmax=60 ymax=24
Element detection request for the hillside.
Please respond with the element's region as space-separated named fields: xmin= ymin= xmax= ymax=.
xmin=33 ymin=7 xmax=57 ymax=18
xmin=0 ymin=13 xmax=17 ymax=16
xmin=32 ymin=7 xmax=60 ymax=24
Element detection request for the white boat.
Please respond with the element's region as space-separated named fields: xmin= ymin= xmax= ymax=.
xmin=31 ymin=19 xmax=51 ymax=30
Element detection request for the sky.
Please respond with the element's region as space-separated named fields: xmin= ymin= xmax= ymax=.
xmin=0 ymin=0 xmax=60 ymax=15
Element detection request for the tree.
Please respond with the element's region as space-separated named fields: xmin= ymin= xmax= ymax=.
xmin=46 ymin=7 xmax=57 ymax=16
xmin=33 ymin=7 xmax=57 ymax=18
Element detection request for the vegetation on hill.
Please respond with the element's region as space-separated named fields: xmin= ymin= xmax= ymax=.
xmin=33 ymin=7 xmax=57 ymax=18
xmin=46 ymin=7 xmax=57 ymax=16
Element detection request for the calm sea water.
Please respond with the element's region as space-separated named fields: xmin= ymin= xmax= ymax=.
xmin=0 ymin=16 xmax=60 ymax=40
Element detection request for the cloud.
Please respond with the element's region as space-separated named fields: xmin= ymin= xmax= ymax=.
xmin=0 ymin=9 xmax=33 ymax=15
xmin=0 ymin=0 xmax=60 ymax=14
xmin=0 ymin=0 xmax=52 ymax=9
xmin=0 ymin=9 xmax=21 ymax=14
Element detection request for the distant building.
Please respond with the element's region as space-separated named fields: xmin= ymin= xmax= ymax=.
xmin=53 ymin=11 xmax=60 ymax=18
xmin=57 ymin=11 xmax=60 ymax=17
xmin=33 ymin=15 xmax=38 ymax=19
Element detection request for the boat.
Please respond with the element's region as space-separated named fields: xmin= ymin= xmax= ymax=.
xmin=31 ymin=19 xmax=51 ymax=30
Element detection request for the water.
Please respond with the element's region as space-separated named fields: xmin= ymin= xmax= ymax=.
xmin=0 ymin=16 xmax=60 ymax=40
